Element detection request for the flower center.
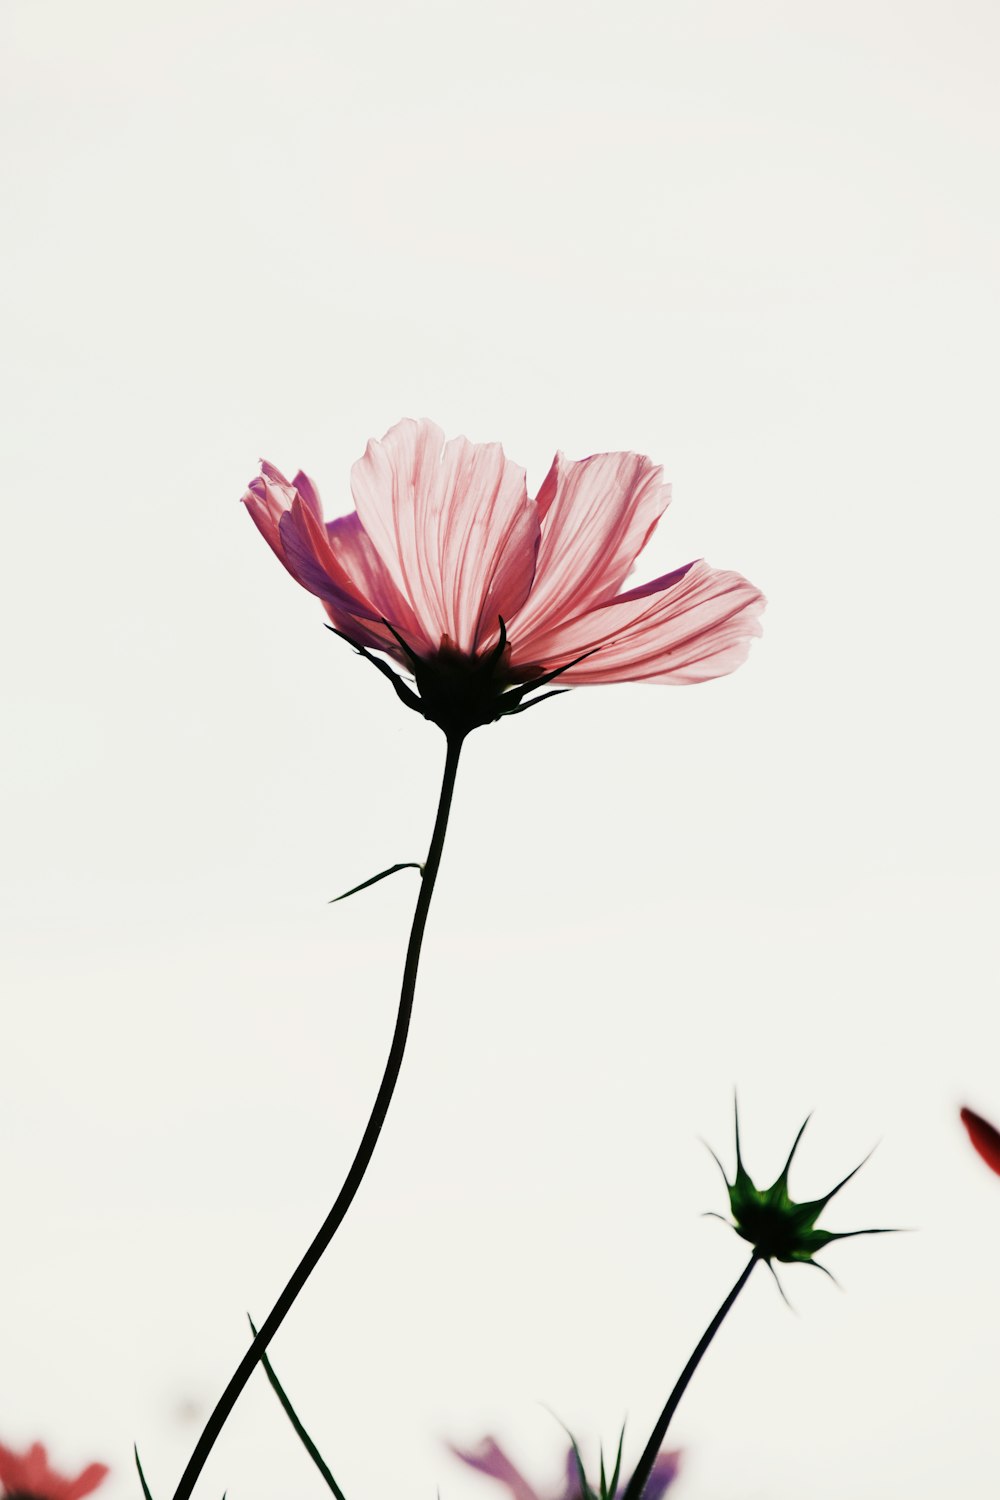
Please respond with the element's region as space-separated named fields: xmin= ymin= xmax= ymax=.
xmin=409 ymin=643 xmax=519 ymax=737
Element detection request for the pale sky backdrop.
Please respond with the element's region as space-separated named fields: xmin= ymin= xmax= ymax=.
xmin=2 ymin=2 xmax=999 ymax=1498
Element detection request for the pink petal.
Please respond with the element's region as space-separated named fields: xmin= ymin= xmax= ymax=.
xmin=243 ymin=463 xmax=422 ymax=661
xmin=449 ymin=1439 xmax=543 ymax=1500
xmin=509 ymin=559 xmax=765 ymax=685
xmin=258 ymin=461 xmax=322 ymax=523
xmin=325 ymin=511 xmax=437 ymax=655
xmin=350 ymin=419 xmax=539 ymax=656
xmin=259 ymin=459 xmax=291 ymax=486
xmin=276 ymin=498 xmax=370 ymax=613
xmin=511 ymin=451 xmax=671 ymax=640
xmin=274 ymin=500 xmax=406 ymax=654
xmin=241 ymin=465 xmax=325 ymax=576
xmin=290 ymin=469 xmax=323 ymax=521
xmin=242 ymin=467 xmax=300 ymax=572
xmin=242 ymin=466 xmax=391 ymax=651
xmin=296 ymin=498 xmax=472 ymax=664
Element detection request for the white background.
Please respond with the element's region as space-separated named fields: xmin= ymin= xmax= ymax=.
xmin=2 ymin=2 xmax=999 ymax=1498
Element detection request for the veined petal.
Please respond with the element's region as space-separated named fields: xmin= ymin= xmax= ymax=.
xmin=350 ymin=418 xmax=539 ymax=656
xmin=242 ymin=463 xmax=325 ymax=577
xmin=243 ymin=463 xmax=418 ymax=660
xmin=508 ymin=560 xmax=765 ymax=685
xmin=277 ymin=499 xmax=412 ymax=655
xmin=512 ymin=450 xmax=671 ymax=638
xmin=325 ymin=511 xmax=437 ymax=656
xmin=242 ymin=466 xmax=300 ymax=572
xmin=276 ymin=498 xmax=369 ymax=614
xmin=290 ymin=468 xmax=323 ymax=520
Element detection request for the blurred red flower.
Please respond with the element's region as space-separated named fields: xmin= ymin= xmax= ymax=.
xmin=0 ymin=1443 xmax=108 ymax=1500
xmin=961 ymin=1106 xmax=1000 ymax=1177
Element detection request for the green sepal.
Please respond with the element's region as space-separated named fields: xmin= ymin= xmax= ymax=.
xmin=568 ymin=1432 xmax=592 ymax=1500
xmin=134 ymin=1446 xmax=155 ymax=1500
xmin=605 ymin=1426 xmax=626 ymax=1500
xmin=554 ymin=1417 xmax=626 ymax=1500
xmin=326 ymin=616 xmax=592 ymax=739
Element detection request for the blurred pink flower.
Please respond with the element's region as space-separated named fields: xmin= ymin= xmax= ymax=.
xmin=0 ymin=1443 xmax=107 ymax=1500
xmin=961 ymin=1106 xmax=1000 ymax=1177
xmin=450 ymin=1435 xmax=680 ymax=1500
xmin=243 ymin=420 xmax=763 ymax=726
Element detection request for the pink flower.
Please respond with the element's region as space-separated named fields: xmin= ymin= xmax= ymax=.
xmin=961 ymin=1106 xmax=1000 ymax=1177
xmin=243 ymin=420 xmax=764 ymax=736
xmin=450 ymin=1435 xmax=680 ymax=1500
xmin=0 ymin=1443 xmax=108 ymax=1500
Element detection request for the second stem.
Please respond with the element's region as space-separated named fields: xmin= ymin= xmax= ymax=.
xmin=171 ymin=730 xmax=466 ymax=1500
xmin=622 ymin=1252 xmax=759 ymax=1500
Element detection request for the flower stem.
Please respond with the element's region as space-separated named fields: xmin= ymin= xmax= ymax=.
xmin=621 ymin=1253 xmax=759 ymax=1500
xmin=170 ymin=731 xmax=466 ymax=1500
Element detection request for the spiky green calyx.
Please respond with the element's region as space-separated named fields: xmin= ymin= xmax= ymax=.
xmin=706 ymin=1103 xmax=893 ymax=1286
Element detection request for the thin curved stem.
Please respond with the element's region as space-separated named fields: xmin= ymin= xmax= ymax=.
xmin=171 ymin=731 xmax=466 ymax=1500
xmin=621 ymin=1253 xmax=759 ymax=1500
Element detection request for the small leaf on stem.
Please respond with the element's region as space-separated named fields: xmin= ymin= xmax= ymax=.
xmin=330 ymin=862 xmax=423 ymax=903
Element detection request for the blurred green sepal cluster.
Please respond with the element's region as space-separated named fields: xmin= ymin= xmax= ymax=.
xmin=706 ymin=1103 xmax=894 ymax=1296
xmin=566 ymin=1425 xmax=625 ymax=1500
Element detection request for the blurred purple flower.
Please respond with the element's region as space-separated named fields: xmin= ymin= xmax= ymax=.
xmin=451 ymin=1435 xmax=680 ymax=1500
